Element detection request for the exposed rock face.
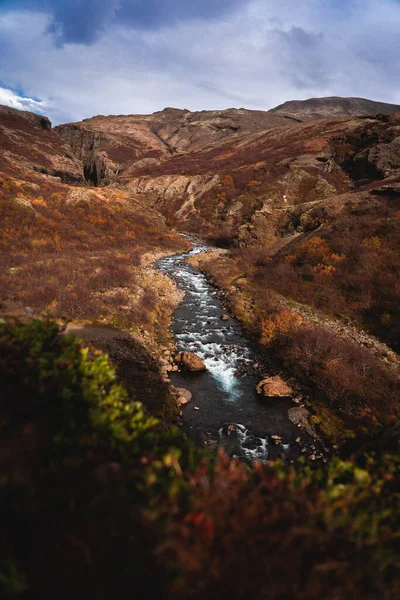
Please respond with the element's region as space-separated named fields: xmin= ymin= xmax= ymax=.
xmin=126 ymin=173 xmax=221 ymax=227
xmin=54 ymin=107 xmax=297 ymax=185
xmin=126 ymin=111 xmax=400 ymax=247
xmin=269 ymin=96 xmax=400 ymax=121
xmin=54 ymin=125 xmax=113 ymax=185
xmin=0 ymin=105 xmax=84 ymax=184
xmin=256 ymin=376 xmax=294 ymax=398
xmin=175 ymin=352 xmax=206 ymax=371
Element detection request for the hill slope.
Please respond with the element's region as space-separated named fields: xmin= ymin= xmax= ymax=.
xmin=269 ymin=96 xmax=400 ymax=121
xmin=55 ymin=107 xmax=295 ymax=184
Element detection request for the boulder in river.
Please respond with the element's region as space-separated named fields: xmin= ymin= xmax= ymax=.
xmin=176 ymin=388 xmax=192 ymax=405
xmin=175 ymin=351 xmax=206 ymax=372
xmin=256 ymin=376 xmax=294 ymax=398
xmin=221 ymin=314 xmax=230 ymax=321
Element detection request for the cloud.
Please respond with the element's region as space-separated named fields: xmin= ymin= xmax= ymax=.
xmin=0 ymin=86 xmax=47 ymax=113
xmin=0 ymin=0 xmax=400 ymax=125
xmin=0 ymin=0 xmax=244 ymax=44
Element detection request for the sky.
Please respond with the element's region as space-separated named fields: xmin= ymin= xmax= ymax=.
xmin=0 ymin=0 xmax=399 ymax=124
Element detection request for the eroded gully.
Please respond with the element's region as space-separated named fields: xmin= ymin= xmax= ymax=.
xmin=156 ymin=237 xmax=311 ymax=462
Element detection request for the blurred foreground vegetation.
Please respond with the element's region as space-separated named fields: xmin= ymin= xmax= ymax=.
xmin=0 ymin=319 xmax=399 ymax=599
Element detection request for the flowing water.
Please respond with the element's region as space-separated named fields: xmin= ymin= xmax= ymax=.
xmin=157 ymin=238 xmax=309 ymax=462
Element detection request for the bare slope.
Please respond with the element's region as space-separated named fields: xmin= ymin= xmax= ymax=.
xmin=269 ymin=96 xmax=400 ymax=121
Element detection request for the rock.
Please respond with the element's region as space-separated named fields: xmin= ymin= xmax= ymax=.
xmin=308 ymin=454 xmax=316 ymax=461
xmin=176 ymin=388 xmax=192 ymax=405
xmin=288 ymin=406 xmax=310 ymax=425
xmin=175 ymin=351 xmax=206 ymax=371
xmin=295 ymin=437 xmax=301 ymax=443
xmin=24 ymin=306 xmax=35 ymax=318
xmin=221 ymin=314 xmax=230 ymax=321
xmin=226 ymin=424 xmax=238 ymax=435
xmin=256 ymin=376 xmax=294 ymax=398
xmin=271 ymin=435 xmax=281 ymax=440
xmin=194 ymin=406 xmax=200 ymax=411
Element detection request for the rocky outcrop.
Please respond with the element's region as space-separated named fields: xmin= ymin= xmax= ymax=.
xmin=175 ymin=352 xmax=206 ymax=371
xmin=127 ymin=173 xmax=220 ymax=224
xmin=5 ymin=99 xmax=400 ymax=255
xmin=0 ymin=105 xmax=84 ymax=184
xmin=54 ymin=125 xmax=114 ymax=185
xmin=256 ymin=376 xmax=294 ymax=398
xmin=175 ymin=388 xmax=193 ymax=405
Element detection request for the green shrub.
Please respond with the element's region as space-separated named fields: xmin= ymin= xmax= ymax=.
xmin=0 ymin=318 xmax=199 ymax=599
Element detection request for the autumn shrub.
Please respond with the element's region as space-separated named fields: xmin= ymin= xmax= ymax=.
xmin=270 ymin=323 xmax=400 ymax=418
xmin=54 ymin=283 xmax=101 ymax=320
xmin=244 ymin=207 xmax=400 ymax=349
xmin=260 ymin=308 xmax=302 ymax=346
xmin=162 ymin=452 xmax=400 ymax=600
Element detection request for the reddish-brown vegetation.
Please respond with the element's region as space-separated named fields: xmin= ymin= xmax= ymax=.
xmin=193 ymin=248 xmax=400 ymax=440
xmin=239 ymin=199 xmax=400 ymax=350
xmin=0 ymin=172 xmax=186 ymax=331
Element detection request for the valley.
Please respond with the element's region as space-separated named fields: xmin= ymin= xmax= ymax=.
xmin=1 ymin=96 xmax=399 ymax=599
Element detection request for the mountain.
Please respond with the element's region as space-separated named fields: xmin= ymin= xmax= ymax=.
xmin=269 ymin=96 xmax=400 ymax=121
xmin=52 ymin=98 xmax=400 ymax=349
xmin=54 ymin=107 xmax=295 ymax=185
xmin=2 ymin=98 xmax=400 ymax=338
xmin=54 ymin=100 xmax=400 ymax=244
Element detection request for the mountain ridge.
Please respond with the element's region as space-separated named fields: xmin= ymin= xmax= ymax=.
xmin=269 ymin=96 xmax=400 ymax=121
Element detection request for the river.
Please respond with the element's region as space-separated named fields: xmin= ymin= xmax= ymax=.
xmin=156 ymin=237 xmax=311 ymax=462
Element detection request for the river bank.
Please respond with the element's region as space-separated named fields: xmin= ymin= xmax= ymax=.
xmin=156 ymin=237 xmax=329 ymax=462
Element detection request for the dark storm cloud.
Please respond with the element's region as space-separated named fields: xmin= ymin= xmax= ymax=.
xmin=1 ymin=0 xmax=244 ymax=44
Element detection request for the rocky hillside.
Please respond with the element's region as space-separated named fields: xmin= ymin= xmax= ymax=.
xmin=55 ymin=107 xmax=295 ymax=185
xmin=269 ymin=96 xmax=400 ymax=121
xmin=51 ymin=98 xmax=400 ymax=351
xmin=0 ymin=104 xmax=189 ymax=389
xmin=0 ymin=105 xmax=84 ymax=184
xmin=120 ymin=112 xmax=400 ymax=247
xmin=2 ymin=98 xmax=400 ymax=349
xmin=52 ymin=100 xmax=400 ymax=247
